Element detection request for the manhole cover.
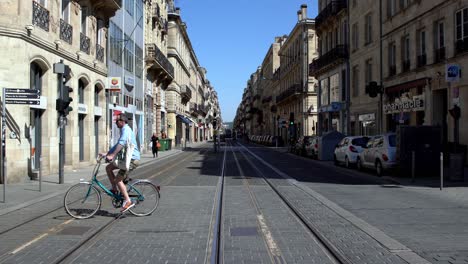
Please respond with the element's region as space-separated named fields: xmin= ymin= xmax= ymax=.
xmin=56 ymin=226 xmax=91 ymax=235
xmin=230 ymin=227 xmax=258 ymax=236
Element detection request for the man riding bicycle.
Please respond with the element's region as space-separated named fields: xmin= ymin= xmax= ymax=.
xmin=101 ymin=113 xmax=140 ymax=212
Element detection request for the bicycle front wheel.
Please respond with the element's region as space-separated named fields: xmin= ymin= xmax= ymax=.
xmin=128 ymin=181 xmax=160 ymax=216
xmin=64 ymin=183 xmax=101 ymax=219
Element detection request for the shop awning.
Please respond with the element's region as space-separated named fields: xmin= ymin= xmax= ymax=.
xmin=187 ymin=117 xmax=199 ymax=127
xmin=177 ymin=114 xmax=190 ymax=124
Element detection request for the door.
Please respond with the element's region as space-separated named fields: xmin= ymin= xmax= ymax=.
xmin=30 ymin=63 xmax=43 ymax=172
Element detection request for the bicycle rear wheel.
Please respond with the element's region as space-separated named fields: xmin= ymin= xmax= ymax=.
xmin=64 ymin=183 xmax=101 ymax=219
xmin=128 ymin=181 xmax=160 ymax=216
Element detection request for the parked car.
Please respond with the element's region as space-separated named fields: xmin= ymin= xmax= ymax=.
xmin=304 ymin=136 xmax=319 ymax=159
xmin=356 ymin=133 xmax=397 ymax=176
xmin=334 ymin=136 xmax=370 ymax=168
xmin=294 ymin=136 xmax=314 ymax=156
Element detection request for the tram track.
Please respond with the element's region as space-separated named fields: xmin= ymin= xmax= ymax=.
xmin=229 ymin=140 xmax=347 ymax=264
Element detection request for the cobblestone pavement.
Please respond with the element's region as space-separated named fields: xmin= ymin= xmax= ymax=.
xmin=246 ymin=142 xmax=468 ymax=264
xmin=0 ymin=140 xmax=467 ymax=264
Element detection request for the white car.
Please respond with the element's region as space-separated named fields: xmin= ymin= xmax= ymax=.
xmin=334 ymin=136 xmax=370 ymax=168
xmin=356 ymin=133 xmax=397 ymax=176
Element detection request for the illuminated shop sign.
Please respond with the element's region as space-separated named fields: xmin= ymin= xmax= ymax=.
xmin=384 ymin=93 xmax=424 ymax=114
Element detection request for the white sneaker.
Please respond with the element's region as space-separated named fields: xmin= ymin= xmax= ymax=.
xmin=120 ymin=200 xmax=135 ymax=212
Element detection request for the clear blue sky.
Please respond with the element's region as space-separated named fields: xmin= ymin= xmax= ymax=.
xmin=177 ymin=1 xmax=318 ymax=122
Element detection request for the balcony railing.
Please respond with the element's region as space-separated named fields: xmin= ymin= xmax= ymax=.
xmin=80 ymin=33 xmax=90 ymax=54
xmin=455 ymin=38 xmax=468 ymax=54
xmin=315 ymin=0 xmax=347 ymax=29
xmin=180 ymin=85 xmax=192 ymax=101
xmin=434 ymin=47 xmax=445 ymax=63
xmin=262 ymin=96 xmax=272 ymax=104
xmin=190 ymin=102 xmax=198 ymax=114
xmin=309 ymin=45 xmax=348 ymax=75
xmin=402 ymin=60 xmax=410 ymax=72
xmin=388 ymin=65 xmax=396 ymax=77
xmin=32 ymin=1 xmax=49 ymax=31
xmin=60 ymin=19 xmax=73 ymax=44
xmin=146 ymin=43 xmax=174 ymax=79
xmin=96 ymin=44 xmax=105 ymax=62
xmin=275 ymin=84 xmax=302 ymax=104
xmin=417 ymin=54 xmax=426 ymax=67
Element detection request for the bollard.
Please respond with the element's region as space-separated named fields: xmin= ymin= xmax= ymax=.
xmin=440 ymin=152 xmax=443 ymax=190
xmin=411 ymin=151 xmax=415 ymax=183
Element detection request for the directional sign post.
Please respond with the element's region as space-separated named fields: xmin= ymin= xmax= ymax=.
xmin=1 ymin=88 xmax=41 ymax=201
xmin=4 ymin=89 xmax=40 ymax=105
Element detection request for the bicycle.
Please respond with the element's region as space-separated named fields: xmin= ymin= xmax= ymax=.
xmin=64 ymin=156 xmax=160 ymax=219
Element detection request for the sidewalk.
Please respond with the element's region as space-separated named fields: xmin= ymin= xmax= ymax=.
xmin=0 ymin=141 xmax=207 ymax=216
xmin=268 ymin=143 xmax=468 ymax=187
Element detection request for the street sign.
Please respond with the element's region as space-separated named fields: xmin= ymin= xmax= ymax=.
xmin=4 ymin=88 xmax=41 ymax=105
xmin=446 ymin=64 xmax=460 ymax=82
xmin=5 ymin=100 xmax=40 ymax=105
xmin=4 ymin=88 xmax=40 ymax=94
xmin=5 ymin=94 xmax=40 ymax=99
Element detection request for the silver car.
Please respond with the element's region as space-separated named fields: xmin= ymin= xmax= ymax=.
xmin=334 ymin=136 xmax=370 ymax=168
xmin=356 ymin=133 xmax=397 ymax=176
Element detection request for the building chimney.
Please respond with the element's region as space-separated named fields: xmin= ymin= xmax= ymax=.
xmin=301 ymin=4 xmax=308 ymax=19
xmin=176 ymin=7 xmax=180 ymax=15
xmin=297 ymin=11 xmax=302 ymax=21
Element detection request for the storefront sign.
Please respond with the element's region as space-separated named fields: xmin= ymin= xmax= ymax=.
xmin=358 ymin=113 xmax=375 ymax=122
xmin=384 ymin=94 xmax=424 ymax=114
xmin=125 ymin=76 xmax=135 ymax=87
xmin=77 ymin=103 xmax=88 ymax=114
xmin=107 ymin=77 xmax=121 ymax=92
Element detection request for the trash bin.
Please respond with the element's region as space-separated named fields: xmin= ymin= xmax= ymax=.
xmin=166 ymin=139 xmax=172 ymax=150
xmin=158 ymin=139 xmax=168 ymax=152
xmin=449 ymin=153 xmax=465 ymax=181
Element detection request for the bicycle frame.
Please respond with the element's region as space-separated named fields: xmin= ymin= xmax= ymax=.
xmin=81 ymin=157 xmax=147 ymax=202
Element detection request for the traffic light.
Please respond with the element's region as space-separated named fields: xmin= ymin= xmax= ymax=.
xmin=55 ymin=64 xmax=73 ymax=116
xmin=365 ymin=81 xmax=382 ymax=98
xmin=289 ymin=112 xmax=294 ymax=125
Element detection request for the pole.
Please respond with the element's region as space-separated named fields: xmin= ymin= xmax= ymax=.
xmin=58 ymin=69 xmax=64 ymax=184
xmin=39 ymin=155 xmax=42 ymax=192
xmin=411 ymin=151 xmax=415 ymax=183
xmin=440 ymin=152 xmax=443 ymax=190
xmin=1 ymin=88 xmax=5 ymax=202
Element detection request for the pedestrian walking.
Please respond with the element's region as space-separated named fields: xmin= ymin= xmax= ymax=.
xmin=151 ymin=132 xmax=159 ymax=158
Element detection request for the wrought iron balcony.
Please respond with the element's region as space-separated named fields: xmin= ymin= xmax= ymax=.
xmin=417 ymin=54 xmax=426 ymax=68
xmin=60 ymin=19 xmax=73 ymax=44
xmin=275 ymin=84 xmax=302 ymax=104
xmin=190 ymin=102 xmax=198 ymax=114
xmin=309 ymin=45 xmax=348 ymax=76
xmin=402 ymin=60 xmax=411 ymax=72
xmin=32 ymin=1 xmax=49 ymax=31
xmin=262 ymin=96 xmax=273 ymax=104
xmin=96 ymin=44 xmax=105 ymax=62
xmin=146 ymin=43 xmax=174 ymax=80
xmin=455 ymin=38 xmax=468 ymax=54
xmin=180 ymin=85 xmax=192 ymax=101
xmin=434 ymin=47 xmax=445 ymax=63
xmin=315 ymin=0 xmax=347 ymax=29
xmin=74 ymin=0 xmax=121 ymax=21
xmin=80 ymin=33 xmax=90 ymax=54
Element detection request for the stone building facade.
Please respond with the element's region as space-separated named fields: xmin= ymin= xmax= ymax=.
xmin=0 ymin=0 xmax=119 ymax=183
xmin=235 ymin=5 xmax=318 ymax=143
xmin=144 ymin=0 xmax=174 ymax=146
